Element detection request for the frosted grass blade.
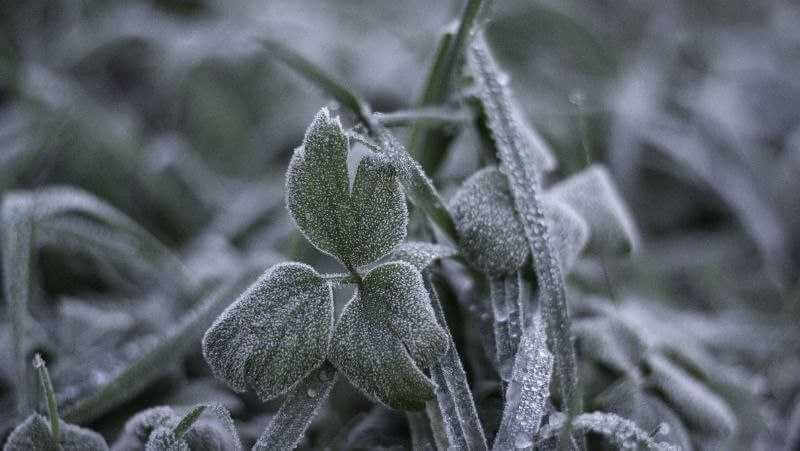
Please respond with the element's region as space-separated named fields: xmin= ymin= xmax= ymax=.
xmin=254 ymin=361 xmax=337 ymax=451
xmin=468 ymin=32 xmax=581 ymax=424
xmin=2 ymin=192 xmax=35 ymax=415
xmin=426 ymin=274 xmax=488 ymax=451
xmin=494 ymin=317 xmax=553 ymax=451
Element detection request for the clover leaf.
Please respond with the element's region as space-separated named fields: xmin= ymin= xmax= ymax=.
xmin=330 ymin=261 xmax=448 ymax=410
xmin=285 ymin=107 xmax=407 ymax=268
xmin=202 ymin=262 xmax=333 ymax=401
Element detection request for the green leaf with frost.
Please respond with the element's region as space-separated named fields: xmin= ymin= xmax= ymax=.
xmin=385 ymin=241 xmax=457 ymax=271
xmin=450 ymin=166 xmax=590 ymax=275
xmin=546 ymin=164 xmax=639 ymax=255
xmin=3 ymin=414 xmax=108 ymax=451
xmin=330 ymin=262 xmax=448 ymax=410
xmin=202 ymin=262 xmax=333 ymax=401
xmin=286 ymin=108 xmax=408 ymax=267
xmin=450 ymin=166 xmax=528 ymax=276
xmin=544 ymin=200 xmax=589 ymax=271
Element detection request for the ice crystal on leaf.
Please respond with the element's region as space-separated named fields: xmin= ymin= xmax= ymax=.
xmin=285 ymin=107 xmax=408 ymax=268
xmin=202 ymin=262 xmax=333 ymax=401
xmin=330 ymin=261 xmax=448 ymax=410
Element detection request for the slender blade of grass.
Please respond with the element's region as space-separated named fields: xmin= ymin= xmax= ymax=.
xmin=468 ymin=32 xmax=582 ymax=442
xmin=409 ymin=0 xmax=488 ymax=173
xmin=426 ymin=273 xmax=488 ymax=451
xmin=254 ymin=361 xmax=337 ymax=451
xmin=2 ymin=192 xmax=35 ymax=416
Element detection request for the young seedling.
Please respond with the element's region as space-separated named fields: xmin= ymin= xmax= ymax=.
xmin=3 ymin=355 xmax=109 ymax=451
xmin=202 ymin=108 xmax=451 ymax=448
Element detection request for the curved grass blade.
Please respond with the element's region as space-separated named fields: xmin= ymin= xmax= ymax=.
xmin=468 ymin=32 xmax=581 ymax=424
xmin=254 ymin=361 xmax=337 ymax=451
xmin=2 ymin=192 xmax=35 ymax=415
xmin=258 ymin=38 xmax=372 ymax=128
xmin=62 ymin=269 xmax=260 ymax=424
xmin=425 ymin=274 xmax=487 ymax=451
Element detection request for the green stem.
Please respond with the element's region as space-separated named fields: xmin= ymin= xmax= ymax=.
xmin=172 ymin=405 xmax=206 ymax=440
xmin=33 ymin=354 xmax=59 ymax=443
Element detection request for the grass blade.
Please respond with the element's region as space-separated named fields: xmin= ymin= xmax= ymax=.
xmin=468 ymin=32 xmax=581 ymax=425
xmin=2 ymin=192 xmax=35 ymax=416
xmin=409 ymin=0 xmax=487 ymax=173
xmin=425 ymin=274 xmax=488 ymax=451
xmin=33 ymin=354 xmax=59 ymax=443
xmin=494 ymin=317 xmax=553 ymax=451
xmin=259 ymin=38 xmax=372 ymax=127
xmin=254 ymin=361 xmax=337 ymax=451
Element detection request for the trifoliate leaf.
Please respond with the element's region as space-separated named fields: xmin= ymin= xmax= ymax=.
xmin=330 ymin=262 xmax=448 ymax=410
xmin=285 ymin=108 xmax=407 ymax=267
xmin=3 ymin=414 xmax=109 ymax=451
xmin=202 ymin=262 xmax=333 ymax=401
xmin=385 ymin=241 xmax=457 ymax=271
xmin=449 ymin=166 xmax=528 ymax=276
xmin=546 ymin=164 xmax=639 ymax=255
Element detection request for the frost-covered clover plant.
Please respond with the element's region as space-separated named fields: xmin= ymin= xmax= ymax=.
xmin=202 ymin=108 xmax=448 ymax=412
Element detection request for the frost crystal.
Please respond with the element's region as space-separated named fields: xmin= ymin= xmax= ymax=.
xmin=202 ymin=262 xmax=333 ymax=401
xmin=285 ymin=108 xmax=407 ymax=268
xmin=330 ymin=261 xmax=448 ymax=410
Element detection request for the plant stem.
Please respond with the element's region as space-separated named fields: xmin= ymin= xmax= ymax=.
xmin=33 ymin=354 xmax=59 ymax=443
xmin=254 ymin=361 xmax=338 ymax=451
xmin=172 ymin=405 xmax=206 ymax=441
xmin=426 ymin=274 xmax=488 ymax=450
